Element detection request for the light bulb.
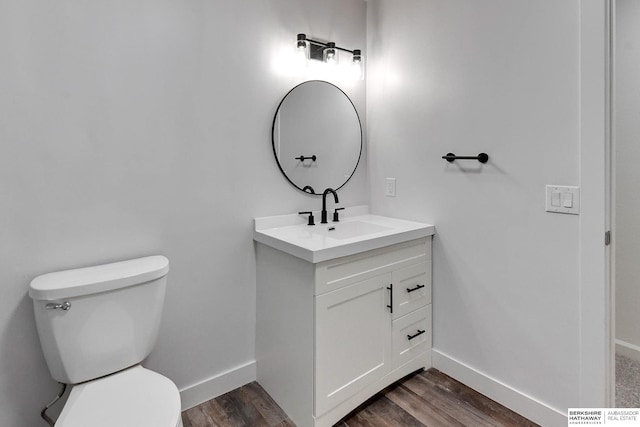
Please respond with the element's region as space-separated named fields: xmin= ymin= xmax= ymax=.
xmin=296 ymin=34 xmax=307 ymax=53
xmin=351 ymin=49 xmax=363 ymax=80
xmin=296 ymin=35 xmax=307 ymax=58
xmin=324 ymin=43 xmax=338 ymax=66
xmin=295 ymin=33 xmax=308 ymax=70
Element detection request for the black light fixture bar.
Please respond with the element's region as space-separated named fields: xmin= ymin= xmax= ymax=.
xmin=301 ymin=36 xmax=356 ymax=54
xmin=298 ymin=33 xmax=361 ymax=60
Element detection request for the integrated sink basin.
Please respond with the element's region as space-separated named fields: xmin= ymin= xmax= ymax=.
xmin=254 ymin=205 xmax=435 ymax=263
xmin=311 ymin=221 xmax=393 ymax=240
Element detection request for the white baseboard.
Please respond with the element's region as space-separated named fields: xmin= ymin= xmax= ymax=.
xmin=179 ymin=360 xmax=256 ymax=410
xmin=432 ymin=350 xmax=567 ymax=427
xmin=616 ymin=339 xmax=640 ymax=363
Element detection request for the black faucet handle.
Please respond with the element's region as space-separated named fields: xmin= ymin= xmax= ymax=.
xmin=332 ymin=207 xmax=345 ymax=222
xmin=302 ymin=185 xmax=315 ymax=194
xmin=298 ymin=211 xmax=315 ymax=226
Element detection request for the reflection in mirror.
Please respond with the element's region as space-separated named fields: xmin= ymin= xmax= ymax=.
xmin=272 ymin=80 xmax=362 ymax=194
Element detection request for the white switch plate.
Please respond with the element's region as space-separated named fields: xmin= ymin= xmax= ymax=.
xmin=385 ymin=178 xmax=396 ymax=197
xmin=546 ymin=185 xmax=580 ymax=215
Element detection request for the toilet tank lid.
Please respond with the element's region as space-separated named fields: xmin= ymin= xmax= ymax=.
xmin=29 ymin=256 xmax=169 ymax=301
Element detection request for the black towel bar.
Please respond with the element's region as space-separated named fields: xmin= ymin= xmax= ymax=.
xmin=295 ymin=155 xmax=317 ymax=162
xmin=442 ymin=152 xmax=489 ymax=164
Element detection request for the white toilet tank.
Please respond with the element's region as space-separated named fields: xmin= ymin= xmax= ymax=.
xmin=29 ymin=256 xmax=170 ymax=384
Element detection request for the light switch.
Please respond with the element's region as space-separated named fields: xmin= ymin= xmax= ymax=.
xmin=546 ymin=185 xmax=580 ymax=215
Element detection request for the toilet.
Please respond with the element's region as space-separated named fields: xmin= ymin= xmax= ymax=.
xmin=29 ymin=255 xmax=183 ymax=427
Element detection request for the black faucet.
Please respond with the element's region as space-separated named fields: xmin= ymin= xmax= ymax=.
xmin=321 ymin=188 xmax=339 ymax=224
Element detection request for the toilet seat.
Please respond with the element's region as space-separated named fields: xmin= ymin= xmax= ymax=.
xmin=56 ymin=365 xmax=182 ymax=427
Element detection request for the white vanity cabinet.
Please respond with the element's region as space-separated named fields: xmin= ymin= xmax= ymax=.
xmin=255 ymin=236 xmax=432 ymax=427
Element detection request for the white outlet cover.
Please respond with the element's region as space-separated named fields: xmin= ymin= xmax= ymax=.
xmin=545 ymin=185 xmax=579 ymax=215
xmin=385 ymin=178 xmax=396 ymax=197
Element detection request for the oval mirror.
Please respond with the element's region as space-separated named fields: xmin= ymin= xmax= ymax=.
xmin=272 ymin=80 xmax=362 ymax=195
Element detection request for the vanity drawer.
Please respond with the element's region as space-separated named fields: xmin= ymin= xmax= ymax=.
xmin=392 ymin=261 xmax=431 ymax=319
xmin=316 ymin=238 xmax=431 ymax=295
xmin=392 ymin=305 xmax=431 ymax=370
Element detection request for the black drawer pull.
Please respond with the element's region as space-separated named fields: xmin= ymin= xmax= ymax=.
xmin=407 ymin=329 xmax=426 ymax=341
xmin=406 ymin=284 xmax=425 ymax=293
xmin=387 ymin=284 xmax=393 ymax=314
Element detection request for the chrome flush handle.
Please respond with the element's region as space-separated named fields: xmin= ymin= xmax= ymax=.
xmin=45 ymin=301 xmax=71 ymax=311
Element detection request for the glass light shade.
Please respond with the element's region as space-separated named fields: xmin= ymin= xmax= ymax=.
xmin=350 ymin=49 xmax=363 ymax=80
xmin=350 ymin=60 xmax=363 ymax=80
xmin=296 ymin=34 xmax=308 ymax=63
xmin=324 ymin=43 xmax=338 ymax=66
xmin=297 ymin=43 xmax=308 ymax=62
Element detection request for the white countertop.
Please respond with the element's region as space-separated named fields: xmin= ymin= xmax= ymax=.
xmin=254 ymin=206 xmax=435 ymax=263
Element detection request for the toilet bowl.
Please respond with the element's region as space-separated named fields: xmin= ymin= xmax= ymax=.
xmin=29 ymin=256 xmax=182 ymax=426
xmin=56 ymin=366 xmax=182 ymax=427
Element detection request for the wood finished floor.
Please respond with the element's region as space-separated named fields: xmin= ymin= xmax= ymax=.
xmin=182 ymin=368 xmax=539 ymax=427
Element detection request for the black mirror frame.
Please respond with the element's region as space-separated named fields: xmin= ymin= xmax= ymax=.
xmin=271 ymin=80 xmax=363 ymax=195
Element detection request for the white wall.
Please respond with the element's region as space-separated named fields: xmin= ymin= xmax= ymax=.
xmin=0 ymin=1 xmax=366 ymax=425
xmin=367 ymin=0 xmax=581 ymax=424
xmin=615 ymin=0 xmax=640 ymax=360
xmin=578 ymin=0 xmax=609 ymax=407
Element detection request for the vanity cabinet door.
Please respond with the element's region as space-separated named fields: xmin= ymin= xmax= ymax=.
xmin=314 ymin=273 xmax=392 ymax=417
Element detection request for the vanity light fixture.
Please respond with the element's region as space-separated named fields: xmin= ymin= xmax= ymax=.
xmin=296 ymin=33 xmax=363 ymax=67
